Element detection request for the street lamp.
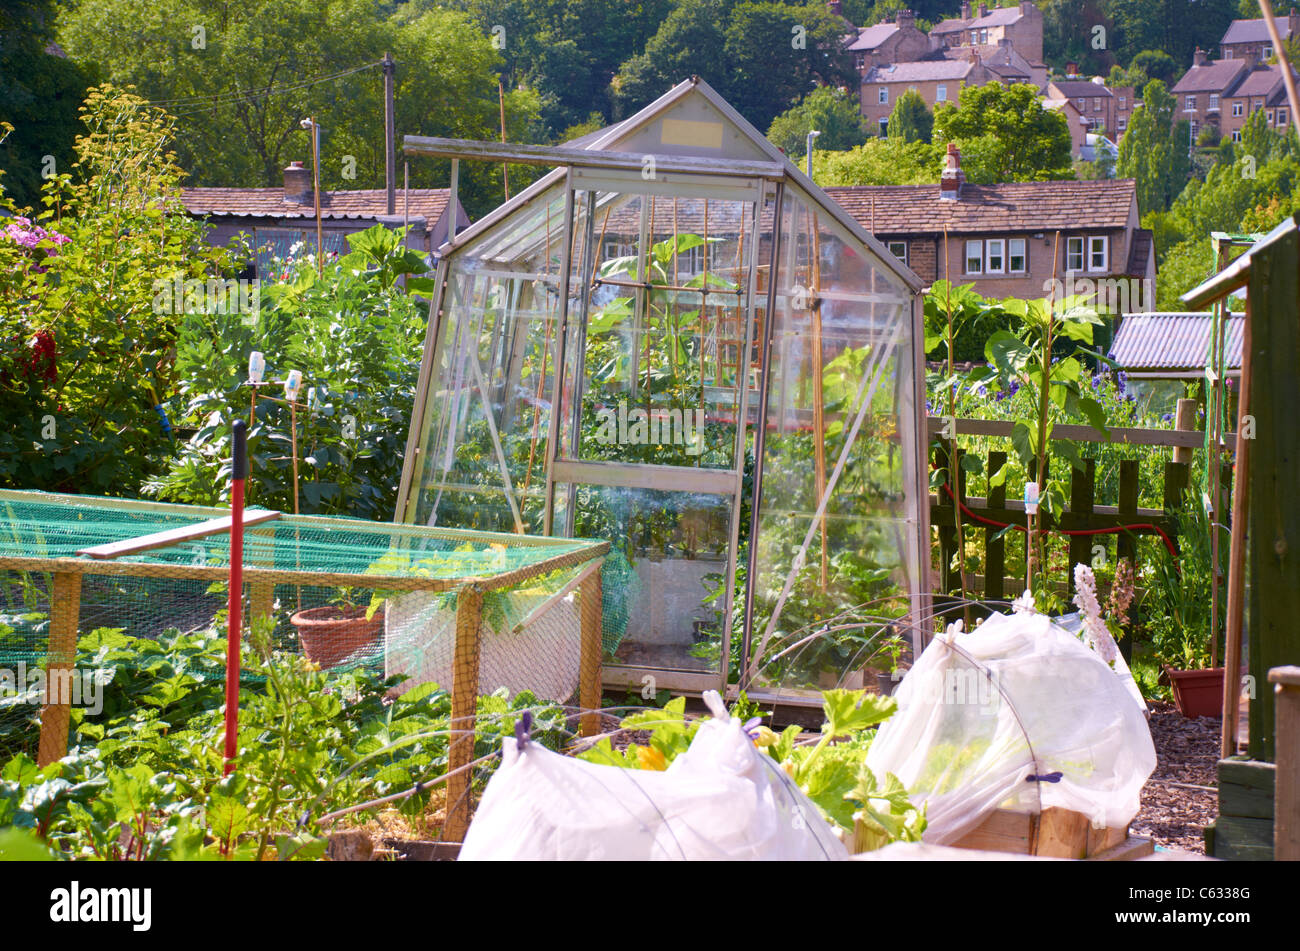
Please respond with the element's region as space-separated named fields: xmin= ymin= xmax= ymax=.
xmin=806 ymin=129 xmax=821 ymax=180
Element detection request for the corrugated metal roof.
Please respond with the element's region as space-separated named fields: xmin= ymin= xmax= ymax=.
xmin=1109 ymin=313 xmax=1244 ymax=372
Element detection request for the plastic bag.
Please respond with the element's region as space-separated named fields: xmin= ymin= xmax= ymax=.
xmin=864 ymin=611 xmax=1156 ymax=845
xmin=459 ymin=692 xmax=848 ymax=860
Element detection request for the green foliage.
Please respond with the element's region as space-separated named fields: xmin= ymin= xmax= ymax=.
xmin=581 ymin=687 xmax=922 ymax=846
xmin=767 ymin=86 xmax=870 ymax=158
xmin=1117 ymin=80 xmax=1192 ymax=214
xmin=1 ymin=615 xmax=568 ymax=859
xmin=1143 ymin=494 xmax=1223 ymax=670
xmin=1103 ymin=0 xmax=1237 ymax=67
xmin=0 ymin=85 xmax=219 ymax=495
xmin=886 ymin=88 xmax=934 ymax=144
xmin=611 ymin=0 xmax=856 ymax=133
xmin=933 ymin=83 xmax=1074 ymax=183
xmin=811 ymin=138 xmax=945 ymax=186
xmin=54 ymin=0 xmax=540 ymax=219
xmin=146 ymin=223 xmax=428 ymax=519
xmin=0 ymin=0 xmax=92 ymax=209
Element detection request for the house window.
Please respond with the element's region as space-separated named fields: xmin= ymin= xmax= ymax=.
xmin=1076 ymin=98 xmax=1086 ymax=111
xmin=1066 ymin=236 xmax=1085 ymax=272
xmin=1118 ymin=116 xmax=1128 ymax=131
xmin=887 ymin=241 xmax=908 ymax=265
xmin=1232 ymin=129 xmax=1242 ymax=142
xmin=878 ymin=86 xmax=889 ymax=104
xmin=980 ymin=29 xmax=989 ymax=44
xmin=936 ymin=84 xmax=948 ymax=102
xmin=1233 ymin=101 xmax=1244 ymax=117
xmin=1267 ymin=109 xmax=1275 ymax=123
xmin=878 ymin=117 xmax=890 ymax=135
xmin=1008 ymin=238 xmax=1027 ymax=273
xmin=1119 ymin=96 xmax=1127 ymax=109
xmin=1094 ymin=97 xmax=1102 ymax=111
xmin=986 ymin=238 xmax=1005 ymax=274
xmin=1225 ymin=49 xmax=1234 ymax=59
xmin=1088 ymin=236 xmax=1108 ymax=272
xmin=971 ymin=30 xmax=979 ymax=44
xmin=965 ymin=240 xmax=983 ymax=274
xmin=1263 ymin=45 xmax=1274 ymax=60
xmin=1209 ymin=94 xmax=1219 ymax=111
xmin=1185 ymin=95 xmax=1196 ymax=111
xmin=1279 ymin=109 xmax=1290 ymax=126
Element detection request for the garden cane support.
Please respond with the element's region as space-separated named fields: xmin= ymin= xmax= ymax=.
xmin=224 ymin=420 xmax=248 ymax=775
xmin=36 ymin=571 xmax=82 ymax=767
xmin=445 ymin=584 xmax=484 ymax=844
xmin=579 ymin=568 xmax=603 ymax=737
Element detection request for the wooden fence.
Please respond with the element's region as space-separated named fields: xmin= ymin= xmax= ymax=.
xmin=926 ymin=414 xmax=1232 ymax=604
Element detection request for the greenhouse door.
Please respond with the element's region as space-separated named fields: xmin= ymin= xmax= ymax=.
xmin=543 ymin=169 xmax=769 ymax=692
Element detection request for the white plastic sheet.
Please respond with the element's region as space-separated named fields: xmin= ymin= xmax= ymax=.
xmin=865 ymin=611 xmax=1156 ymax=845
xmin=459 ymin=692 xmax=848 ymax=860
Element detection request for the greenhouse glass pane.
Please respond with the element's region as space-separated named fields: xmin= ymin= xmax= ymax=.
xmin=746 ymin=189 xmax=919 ymax=691
xmin=411 ymin=183 xmax=588 ymax=533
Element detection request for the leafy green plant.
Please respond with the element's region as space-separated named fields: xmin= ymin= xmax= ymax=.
xmin=581 ymin=688 xmax=924 ymax=847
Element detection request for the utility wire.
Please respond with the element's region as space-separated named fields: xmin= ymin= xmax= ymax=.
xmin=147 ymin=61 xmax=382 ymax=116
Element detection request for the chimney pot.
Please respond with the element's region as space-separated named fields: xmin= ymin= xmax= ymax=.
xmin=940 ymin=142 xmax=965 ymax=200
xmin=978 ymin=3 xmax=988 ymax=17
xmin=283 ymin=160 xmax=314 ymax=204
xmin=896 ymin=8 xmax=915 ymax=28
xmin=1193 ymin=48 xmax=1207 ymax=67
xmin=960 ymin=1 xmax=970 ymax=19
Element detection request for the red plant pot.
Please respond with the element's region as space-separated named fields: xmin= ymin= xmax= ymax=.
xmin=290 ymin=605 xmax=383 ymax=668
xmin=1167 ymin=666 xmax=1225 ymax=719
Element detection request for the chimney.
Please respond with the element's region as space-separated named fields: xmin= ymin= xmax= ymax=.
xmin=978 ymin=3 xmax=988 ymax=16
xmin=827 ymin=0 xmax=843 ymax=17
xmin=896 ymin=8 xmax=915 ymax=29
xmin=960 ymin=1 xmax=970 ymax=19
xmin=1066 ymin=61 xmax=1079 ymax=77
xmin=1243 ymin=48 xmax=1259 ymax=71
xmin=939 ymin=142 xmax=965 ymax=200
xmin=283 ymin=161 xmax=314 ymax=204
xmin=1193 ymin=48 xmax=1207 ymax=67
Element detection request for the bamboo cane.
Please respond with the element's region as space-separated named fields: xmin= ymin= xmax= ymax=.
xmin=1221 ymin=295 xmax=1254 ymax=758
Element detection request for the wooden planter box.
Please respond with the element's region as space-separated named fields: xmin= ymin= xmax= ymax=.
xmin=948 ymin=807 xmax=1153 ymax=860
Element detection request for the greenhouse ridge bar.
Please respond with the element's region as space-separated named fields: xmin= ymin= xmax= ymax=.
xmin=399 ymin=78 xmax=932 ymax=697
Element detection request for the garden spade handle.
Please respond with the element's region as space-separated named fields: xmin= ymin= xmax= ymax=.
xmin=224 ymin=420 xmax=248 ymax=775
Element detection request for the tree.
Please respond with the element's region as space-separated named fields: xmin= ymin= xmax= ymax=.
xmin=932 ymin=83 xmax=1073 ymax=182
xmin=613 ymin=0 xmax=856 ymax=133
xmin=767 ymin=86 xmax=870 ymax=158
xmin=811 ymin=138 xmax=945 ymax=186
xmin=1106 ymin=0 xmax=1237 ymax=67
xmin=1117 ymin=79 xmax=1191 ymax=214
xmin=54 ymin=0 xmax=537 ymax=218
xmin=1130 ymin=50 xmax=1178 ymax=86
xmin=1042 ymin=0 xmax=1116 ymax=76
xmin=0 ymin=0 xmax=92 ymax=208
xmin=886 ymin=88 xmax=933 ymax=143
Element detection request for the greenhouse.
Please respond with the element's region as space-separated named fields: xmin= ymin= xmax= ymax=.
xmin=396 ymin=78 xmax=931 ymax=696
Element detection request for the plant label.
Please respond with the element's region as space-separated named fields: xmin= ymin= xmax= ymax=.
xmin=1024 ymin=482 xmax=1039 ymax=516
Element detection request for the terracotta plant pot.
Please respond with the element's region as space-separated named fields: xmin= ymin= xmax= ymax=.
xmin=1167 ymin=666 xmax=1224 ymax=719
xmin=290 ymin=605 xmax=383 ymax=668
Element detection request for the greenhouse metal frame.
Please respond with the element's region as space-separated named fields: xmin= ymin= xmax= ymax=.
xmin=397 ymin=78 xmax=931 ymax=695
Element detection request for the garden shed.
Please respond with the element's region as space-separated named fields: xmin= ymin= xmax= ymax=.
xmin=396 ymin=78 xmax=930 ymax=696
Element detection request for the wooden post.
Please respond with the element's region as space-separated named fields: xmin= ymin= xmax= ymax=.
xmin=443 ymin=585 xmax=483 ymax=844
xmin=1067 ymin=459 xmax=1096 ymax=591
xmin=1269 ymin=665 xmax=1300 ymax=860
xmin=984 ymin=450 xmax=1007 ymax=602
xmin=1245 ymin=224 xmax=1300 ymax=762
xmin=1172 ymin=397 xmax=1198 ymax=466
xmin=37 ymin=572 xmax=82 ymax=767
xmin=578 ymin=567 xmax=603 ymax=737
xmin=1116 ymin=459 xmax=1139 ymax=665
xmin=1222 ymin=296 xmax=1254 ymax=759
xmin=935 ymin=445 xmax=958 ymax=597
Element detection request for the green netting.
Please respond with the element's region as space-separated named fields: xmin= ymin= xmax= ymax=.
xmin=0 ymin=490 xmax=606 ymax=761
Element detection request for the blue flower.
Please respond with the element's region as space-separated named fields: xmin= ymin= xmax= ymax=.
xmin=1117 ymin=370 xmax=1128 ymax=393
